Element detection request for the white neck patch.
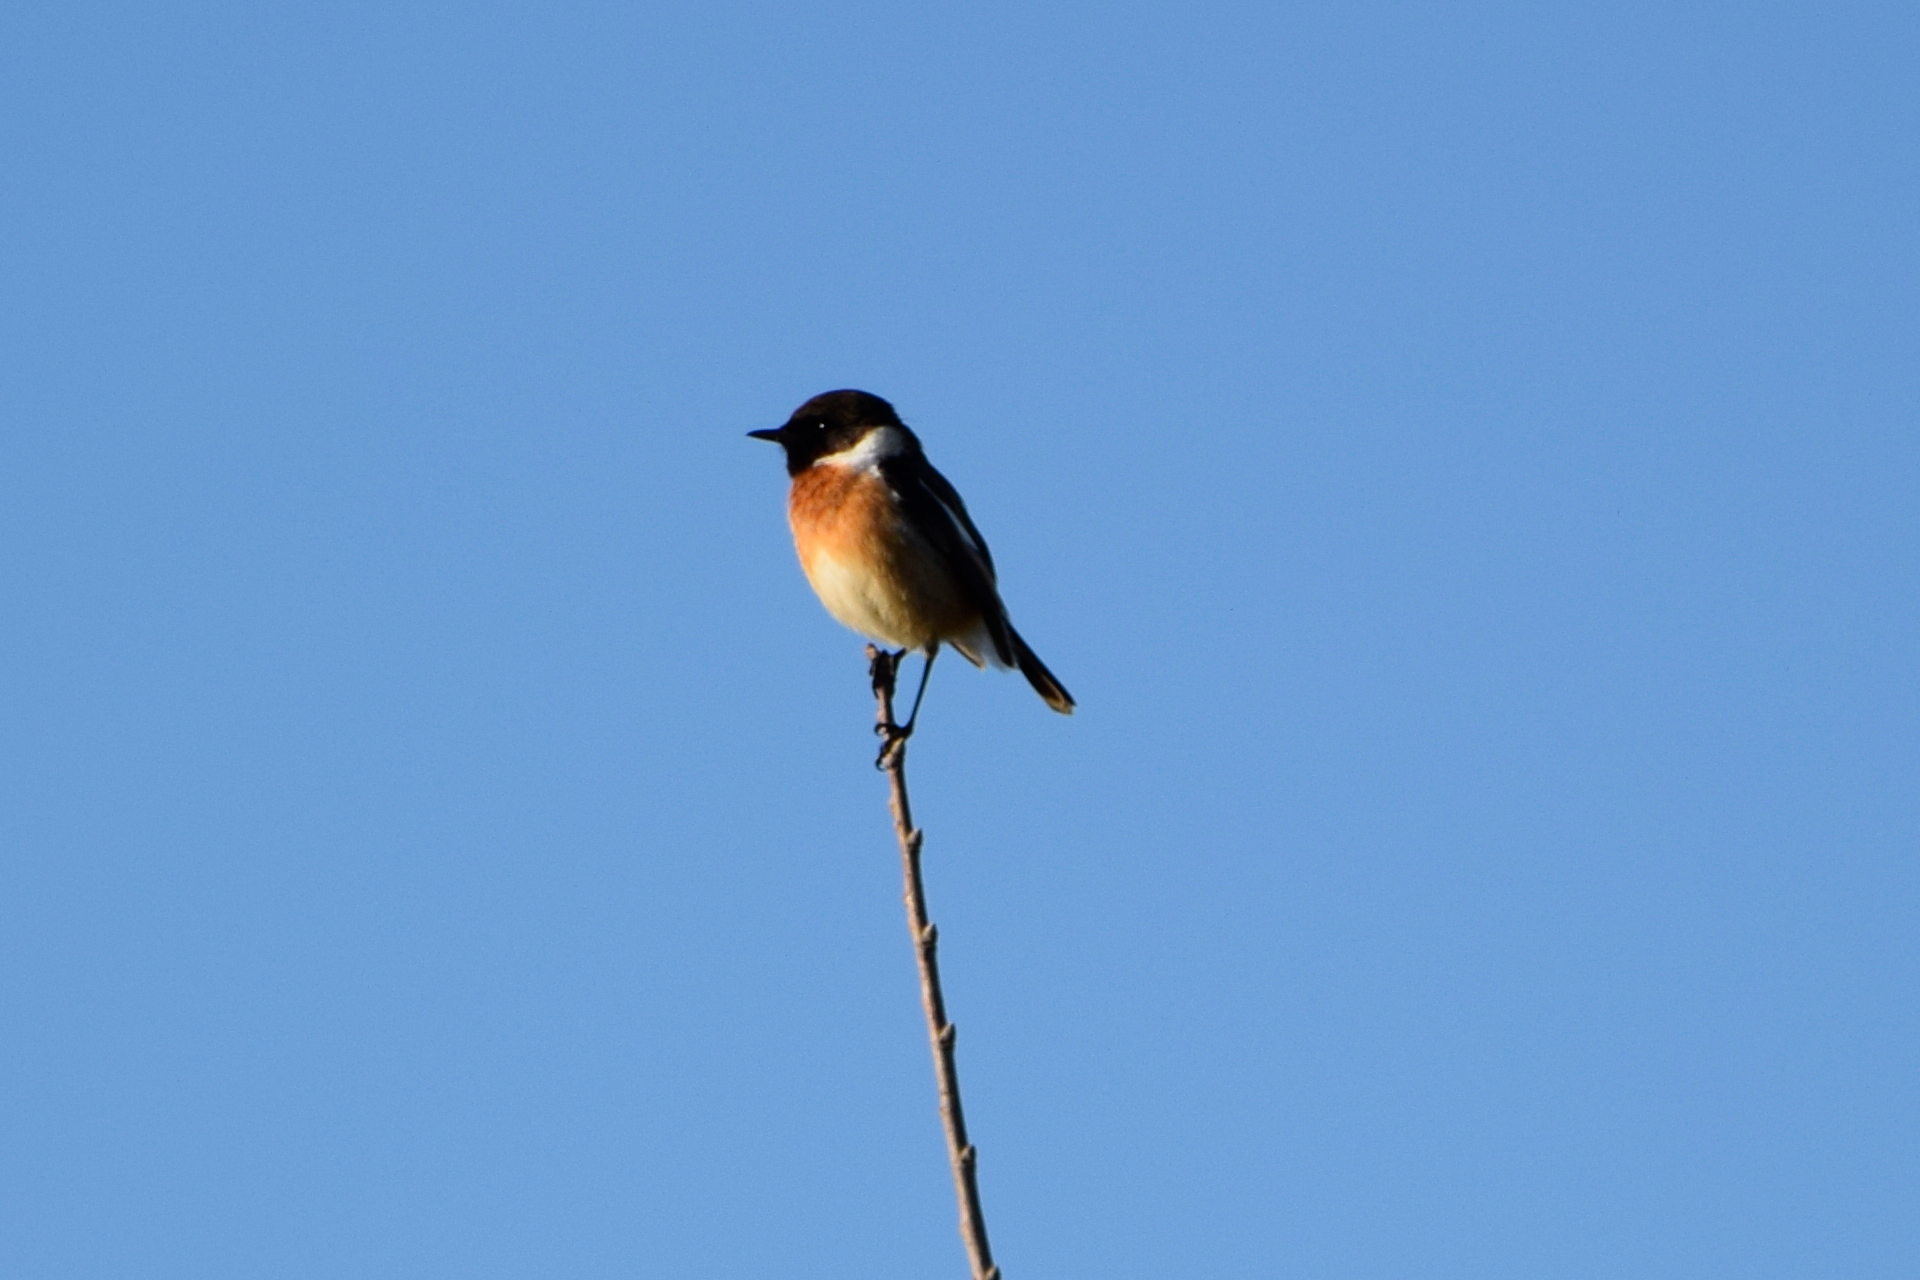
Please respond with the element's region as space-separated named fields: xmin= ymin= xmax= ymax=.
xmin=815 ymin=425 xmax=908 ymax=473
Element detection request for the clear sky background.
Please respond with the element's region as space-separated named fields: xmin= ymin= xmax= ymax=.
xmin=4 ymin=3 xmax=1915 ymax=1276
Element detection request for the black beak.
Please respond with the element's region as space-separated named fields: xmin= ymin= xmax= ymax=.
xmin=747 ymin=427 xmax=784 ymax=442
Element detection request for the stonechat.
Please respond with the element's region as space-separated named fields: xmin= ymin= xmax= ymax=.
xmin=751 ymin=390 xmax=1074 ymax=734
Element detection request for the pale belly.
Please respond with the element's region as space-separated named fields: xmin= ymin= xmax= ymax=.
xmin=800 ymin=547 xmax=934 ymax=649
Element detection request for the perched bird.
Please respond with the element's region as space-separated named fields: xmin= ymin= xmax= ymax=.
xmin=750 ymin=390 xmax=1074 ymax=735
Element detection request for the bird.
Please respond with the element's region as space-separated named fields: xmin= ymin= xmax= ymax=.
xmin=750 ymin=390 xmax=1074 ymax=742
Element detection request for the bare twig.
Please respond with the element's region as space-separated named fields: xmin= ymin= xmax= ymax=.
xmin=868 ymin=645 xmax=1001 ymax=1280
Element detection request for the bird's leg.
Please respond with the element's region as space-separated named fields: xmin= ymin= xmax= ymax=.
xmin=874 ymin=645 xmax=937 ymax=768
xmin=899 ymin=645 xmax=938 ymax=738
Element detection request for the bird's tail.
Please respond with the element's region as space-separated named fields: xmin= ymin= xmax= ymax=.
xmin=1009 ymin=626 xmax=1075 ymax=715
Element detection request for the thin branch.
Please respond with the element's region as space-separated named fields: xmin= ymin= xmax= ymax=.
xmin=868 ymin=645 xmax=1001 ymax=1280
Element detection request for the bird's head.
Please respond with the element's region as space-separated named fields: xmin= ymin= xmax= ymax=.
xmin=749 ymin=389 xmax=916 ymax=476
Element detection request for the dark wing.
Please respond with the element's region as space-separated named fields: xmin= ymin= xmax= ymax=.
xmin=913 ymin=459 xmax=996 ymax=580
xmin=878 ymin=454 xmax=1013 ymax=665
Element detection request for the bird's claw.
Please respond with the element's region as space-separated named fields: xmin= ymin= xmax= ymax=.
xmin=873 ymin=721 xmax=913 ymax=769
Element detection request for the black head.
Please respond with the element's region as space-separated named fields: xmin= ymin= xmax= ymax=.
xmin=748 ymin=389 xmax=915 ymax=476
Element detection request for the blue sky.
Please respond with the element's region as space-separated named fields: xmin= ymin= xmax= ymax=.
xmin=3 ymin=2 xmax=1915 ymax=1276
